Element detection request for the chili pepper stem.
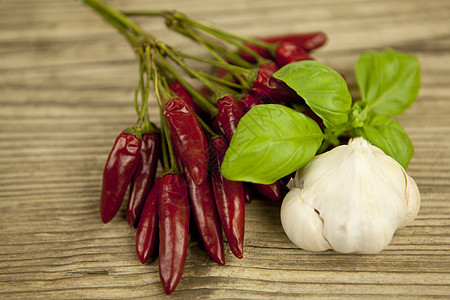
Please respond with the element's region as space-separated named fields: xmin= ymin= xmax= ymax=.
xmin=175 ymin=13 xmax=273 ymax=48
xmin=173 ymin=24 xmax=226 ymax=64
xmin=82 ymin=0 xmax=140 ymax=46
xmin=126 ymin=10 xmax=277 ymax=57
xmin=171 ymin=13 xmax=274 ymax=63
xmin=179 ymin=51 xmax=253 ymax=90
xmin=134 ymin=61 xmax=145 ymax=115
xmin=155 ymin=48 xmax=219 ymax=117
xmin=130 ymin=46 xmax=159 ymax=136
xmin=151 ymin=50 xmax=179 ymax=174
xmin=166 ymin=22 xmax=255 ymax=70
xmin=160 ymin=118 xmax=178 ymax=174
xmin=198 ymin=70 xmax=249 ymax=90
xmin=124 ymin=10 xmax=169 ymax=17
xmin=123 ymin=124 xmax=142 ymax=140
xmin=81 ymin=0 xmax=154 ymax=41
xmin=186 ymin=20 xmax=270 ymax=65
xmin=158 ymin=115 xmax=170 ymax=172
xmin=176 ymin=51 xmax=254 ymax=82
xmin=158 ymin=43 xmax=238 ymax=100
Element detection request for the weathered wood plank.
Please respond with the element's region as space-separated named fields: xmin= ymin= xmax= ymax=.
xmin=0 ymin=0 xmax=449 ymax=298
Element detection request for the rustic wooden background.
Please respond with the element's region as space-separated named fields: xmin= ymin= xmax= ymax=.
xmin=1 ymin=0 xmax=449 ymax=298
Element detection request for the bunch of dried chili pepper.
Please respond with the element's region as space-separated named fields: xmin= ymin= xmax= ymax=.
xmin=83 ymin=0 xmax=331 ymax=294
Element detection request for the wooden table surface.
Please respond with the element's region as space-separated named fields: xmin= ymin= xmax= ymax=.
xmin=1 ymin=0 xmax=449 ymax=298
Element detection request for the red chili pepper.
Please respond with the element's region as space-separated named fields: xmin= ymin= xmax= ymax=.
xmin=135 ymin=177 xmax=162 ymax=264
xmin=100 ymin=132 xmax=141 ymax=223
xmin=168 ymin=81 xmax=203 ymax=117
xmin=210 ymin=115 xmax=225 ymax=136
xmin=251 ymin=62 xmax=301 ymax=103
xmin=238 ymin=92 xmax=266 ymax=113
xmin=216 ymin=95 xmax=245 ymax=142
xmin=275 ymin=41 xmax=315 ymax=68
xmin=262 ymin=32 xmax=327 ymax=52
xmin=240 ymin=32 xmax=327 ymax=63
xmin=209 ymin=137 xmax=245 ymax=259
xmin=158 ymin=173 xmax=190 ymax=295
xmin=186 ymin=170 xmax=225 ymax=265
xmin=164 ymin=97 xmax=209 ymax=186
xmin=127 ymin=132 xmax=160 ymax=227
xmin=252 ymin=181 xmax=282 ymax=202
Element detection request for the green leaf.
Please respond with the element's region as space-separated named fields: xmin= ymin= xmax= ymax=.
xmin=355 ymin=48 xmax=420 ymax=116
xmin=273 ymin=60 xmax=352 ymax=130
xmin=221 ymin=104 xmax=323 ymax=184
xmin=353 ymin=115 xmax=414 ymax=169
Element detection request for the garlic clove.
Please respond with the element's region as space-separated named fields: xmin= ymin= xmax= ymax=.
xmin=402 ymin=172 xmax=421 ymax=227
xmin=280 ymin=188 xmax=331 ymax=251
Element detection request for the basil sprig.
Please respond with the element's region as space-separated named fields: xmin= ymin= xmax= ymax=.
xmin=352 ymin=48 xmax=420 ymax=169
xmin=221 ymin=48 xmax=420 ymax=183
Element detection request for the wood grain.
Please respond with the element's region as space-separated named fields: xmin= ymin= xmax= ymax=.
xmin=1 ymin=0 xmax=449 ymax=298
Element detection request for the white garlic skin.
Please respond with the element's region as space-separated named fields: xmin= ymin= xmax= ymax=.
xmin=281 ymin=137 xmax=420 ymax=254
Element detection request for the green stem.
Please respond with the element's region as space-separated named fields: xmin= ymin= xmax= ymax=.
xmin=158 ymin=74 xmax=177 ymax=104
xmin=209 ymin=45 xmax=256 ymax=69
xmin=87 ymin=3 xmax=140 ymax=45
xmin=176 ymin=36 xmax=252 ymax=86
xmin=126 ymin=10 xmax=273 ymax=64
xmin=161 ymin=112 xmax=177 ymax=173
xmin=187 ymin=20 xmax=269 ymax=65
xmin=173 ymin=13 xmax=274 ymax=63
xmin=126 ymin=8 xmax=258 ymax=89
xmin=155 ymin=48 xmax=218 ymax=117
xmin=168 ymin=22 xmax=255 ymax=70
xmin=123 ymin=124 xmax=142 ymax=139
xmin=151 ymin=50 xmax=178 ymax=173
xmin=179 ymin=15 xmax=272 ymax=47
xmin=129 ymin=48 xmax=158 ymax=134
xmin=124 ymin=10 xmax=169 ymax=17
xmin=126 ymin=10 xmax=276 ymax=51
xmin=330 ymin=125 xmax=352 ymax=142
xmin=316 ymin=125 xmax=353 ymax=155
xmin=159 ymin=116 xmax=169 ymax=171
xmin=160 ymin=43 xmax=237 ymax=98
xmin=140 ymin=46 xmax=158 ymax=134
xmin=198 ymin=70 xmax=248 ymax=90
xmin=176 ymin=51 xmax=254 ymax=81
xmin=174 ymin=25 xmax=226 ymax=63
xmin=133 ymin=46 xmax=150 ymax=128
xmin=134 ymin=60 xmax=145 ymax=115
xmin=170 ymin=26 xmax=253 ymax=86
xmin=82 ymin=0 xmax=154 ymax=40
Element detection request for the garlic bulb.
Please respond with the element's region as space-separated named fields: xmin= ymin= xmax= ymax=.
xmin=280 ymin=137 xmax=420 ymax=254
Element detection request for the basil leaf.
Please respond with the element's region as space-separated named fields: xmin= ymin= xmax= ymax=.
xmin=221 ymin=104 xmax=323 ymax=184
xmin=273 ymin=60 xmax=352 ymax=130
xmin=355 ymin=48 xmax=420 ymax=116
xmin=354 ymin=115 xmax=414 ymax=169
